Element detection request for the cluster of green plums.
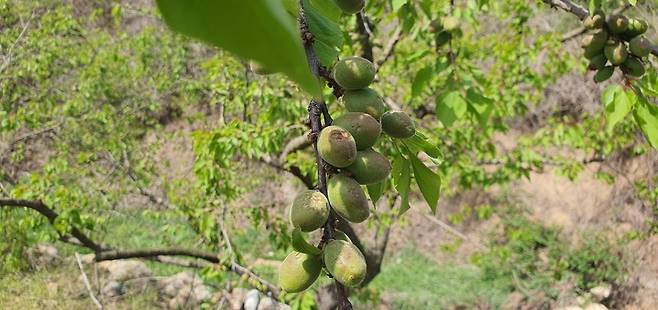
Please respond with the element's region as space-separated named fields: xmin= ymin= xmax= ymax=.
xmin=278 ymin=55 xmax=416 ymax=293
xmin=581 ymin=11 xmax=652 ymax=82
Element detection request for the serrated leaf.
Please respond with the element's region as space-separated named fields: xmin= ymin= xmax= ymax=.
xmin=436 ymin=91 xmax=467 ymax=127
xmin=367 ymin=181 xmax=386 ymax=205
xmin=602 ymin=85 xmax=632 ymax=133
xmin=156 ymin=0 xmax=321 ymax=97
xmin=391 ymin=154 xmax=411 ymax=215
xmin=411 ymin=66 xmax=433 ymax=98
xmin=634 ymin=95 xmax=658 ymax=148
xmin=291 ymin=227 xmax=322 ymax=255
xmin=409 ymin=153 xmax=441 ymax=214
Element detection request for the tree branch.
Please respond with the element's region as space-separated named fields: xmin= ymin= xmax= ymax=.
xmin=0 ymin=198 xmax=280 ymax=298
xmin=541 ymin=0 xmax=588 ymax=19
xmin=559 ymin=4 xmax=631 ymax=42
xmin=75 ymin=252 xmax=104 ymax=310
xmin=542 ymin=0 xmax=658 ymax=57
xmin=376 ymin=27 xmax=402 ymax=70
xmin=300 ymin=3 xmax=352 ymax=308
xmin=260 ymin=156 xmax=314 ymax=189
xmin=355 ymin=12 xmax=374 ymax=62
xmin=0 ymin=199 xmax=103 ymax=252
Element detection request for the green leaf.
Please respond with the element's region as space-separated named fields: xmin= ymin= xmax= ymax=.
xmin=391 ymin=154 xmax=411 ymax=215
xmin=392 ymin=0 xmax=408 ymax=12
xmin=304 ymin=0 xmax=343 ymax=47
xmin=310 ymin=0 xmax=342 ymax=22
xmin=436 ymin=91 xmax=467 ymax=127
xmin=602 ymin=85 xmax=632 ymax=133
xmin=409 ymin=153 xmax=441 ymax=214
xmin=313 ymin=40 xmax=340 ymax=68
xmin=156 ymin=0 xmax=321 ymax=97
xmin=588 ymin=0 xmax=601 ymax=13
xmin=291 ymin=227 xmax=322 ymax=255
xmin=402 ymin=133 xmax=442 ymax=159
xmin=466 ymin=88 xmax=494 ymax=128
xmin=367 ymin=181 xmax=386 ymax=205
xmin=303 ymin=0 xmax=343 ymax=67
xmin=634 ymin=95 xmax=658 ymax=149
xmin=411 ymin=66 xmax=433 ymax=98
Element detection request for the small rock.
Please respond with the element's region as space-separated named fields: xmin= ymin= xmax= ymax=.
xmin=101 ymin=281 xmax=125 ymax=298
xmin=554 ymin=307 xmax=584 ymax=310
xmin=502 ymin=292 xmax=525 ymax=310
xmin=79 ymin=254 xmax=96 ymax=264
xmin=243 ymin=289 xmax=260 ymax=310
xmin=584 ymin=303 xmax=608 ymax=310
xmin=25 ymin=244 xmax=59 ymax=269
xmin=97 ymin=260 xmax=152 ymax=282
xmin=258 ymin=296 xmax=291 ymax=310
xmin=590 ymin=285 xmax=611 ymax=301
xmin=228 ymin=288 xmax=248 ymax=310
xmin=157 ymin=272 xmax=212 ymax=309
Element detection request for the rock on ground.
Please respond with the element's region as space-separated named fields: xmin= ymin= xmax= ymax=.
xmin=157 ymin=272 xmax=211 ymax=309
xmin=97 ymin=260 xmax=152 ymax=282
xmin=25 ymin=244 xmax=59 ymax=269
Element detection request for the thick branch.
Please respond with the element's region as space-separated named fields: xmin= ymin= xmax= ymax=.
xmin=0 ymin=199 xmax=103 ymax=252
xmin=96 ymin=248 xmax=220 ymax=263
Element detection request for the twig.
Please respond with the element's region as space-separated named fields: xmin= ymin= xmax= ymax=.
xmin=0 ymin=198 xmax=281 ymax=298
xmin=376 ymin=27 xmax=403 ymax=70
xmin=0 ymin=11 xmax=35 ymax=73
xmin=423 ymin=214 xmax=485 ymax=250
xmin=260 ymin=156 xmax=314 ymax=189
xmin=355 ymin=12 xmax=374 ymax=61
xmin=75 ymin=252 xmax=104 ymax=310
xmin=541 ymin=0 xmax=588 ymax=19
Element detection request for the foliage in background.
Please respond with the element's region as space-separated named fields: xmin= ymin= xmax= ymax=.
xmin=0 ymin=0 xmax=656 ymax=308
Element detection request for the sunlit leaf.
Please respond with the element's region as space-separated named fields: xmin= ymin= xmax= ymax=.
xmin=291 ymin=227 xmax=322 ymax=255
xmin=156 ymin=0 xmax=321 ymax=97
